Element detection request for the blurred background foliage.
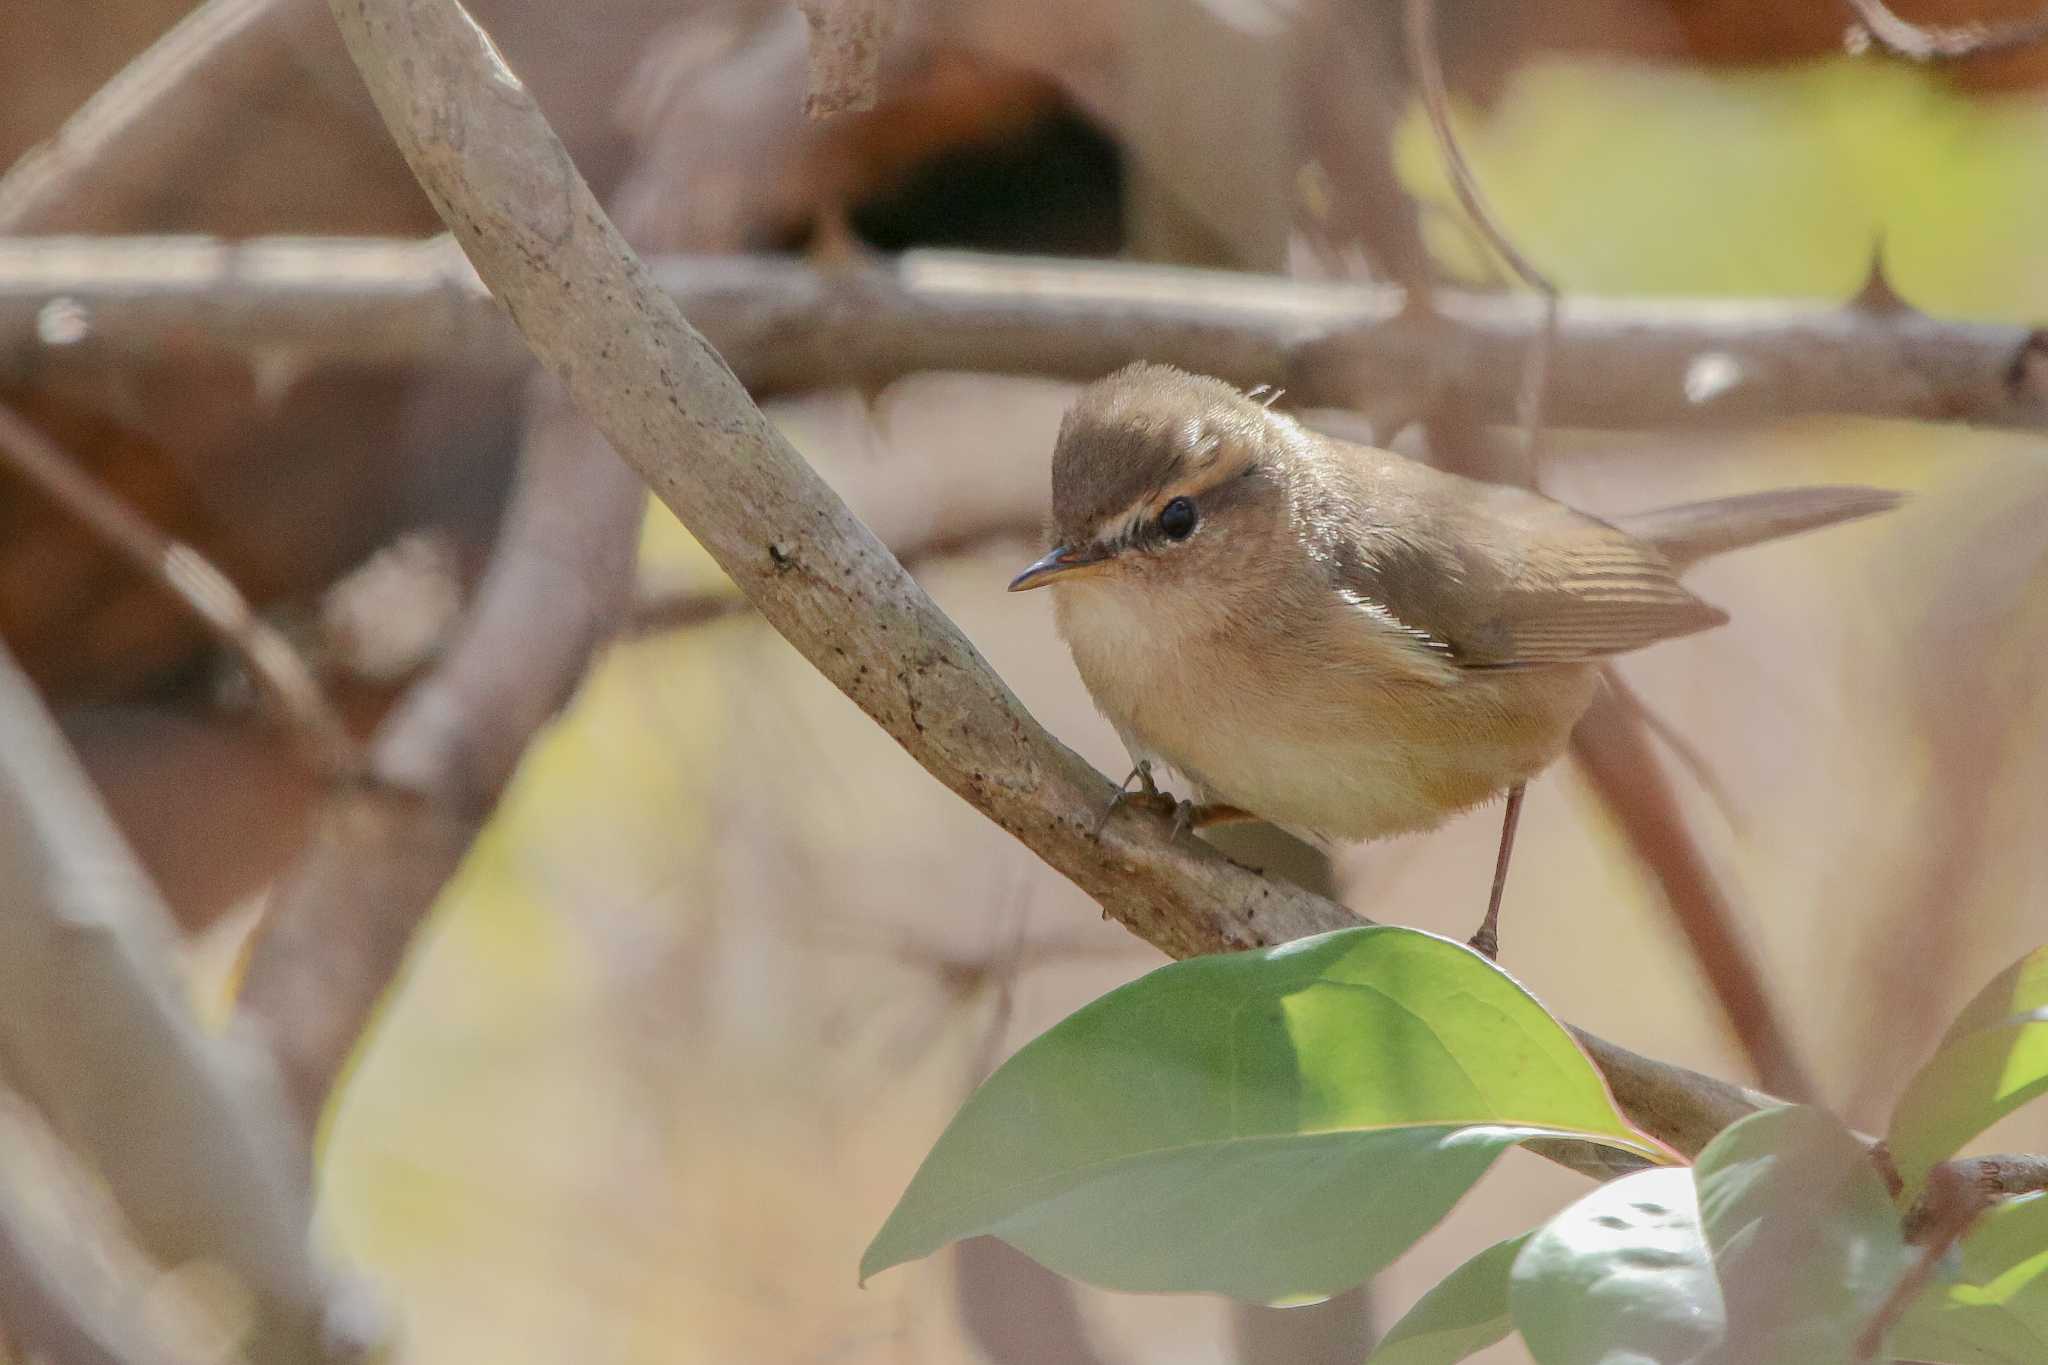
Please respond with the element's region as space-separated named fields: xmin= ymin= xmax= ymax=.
xmin=7 ymin=1 xmax=2048 ymax=1361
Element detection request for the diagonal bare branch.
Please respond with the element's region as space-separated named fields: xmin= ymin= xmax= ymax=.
xmin=0 ymin=0 xmax=303 ymax=232
xmin=0 ymin=402 xmax=359 ymax=775
xmin=1845 ymin=0 xmax=2048 ymax=60
xmin=0 ymin=1209 xmax=176 ymax=1365
xmin=0 ymin=640 xmax=350 ymax=1364
xmin=0 ymin=1091 xmax=195 ymax=1365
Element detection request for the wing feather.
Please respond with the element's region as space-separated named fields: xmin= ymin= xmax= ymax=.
xmin=1322 ymin=445 xmax=1727 ymax=669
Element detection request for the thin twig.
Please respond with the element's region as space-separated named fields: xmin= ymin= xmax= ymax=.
xmin=1632 ymin=692 xmax=1745 ymax=834
xmin=0 ymin=640 xmax=349 ymax=1364
xmin=3 ymin=239 xmax=2046 ymax=430
xmin=1853 ymin=1161 xmax=1987 ymax=1359
xmin=1402 ymin=0 xmax=1558 ymax=456
xmin=796 ymin=0 xmax=895 ymax=117
xmin=0 ymin=0 xmax=299 ymax=232
xmin=0 ymin=403 xmax=359 ymax=775
xmin=1401 ymin=0 xmax=1789 ymax=1093
xmin=1574 ymin=671 xmax=1817 ymax=1102
xmin=1845 ymin=0 xmax=2048 ymax=61
xmin=315 ymin=0 xmax=1813 ymax=1180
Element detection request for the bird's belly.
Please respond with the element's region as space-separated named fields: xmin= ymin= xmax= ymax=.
xmin=1140 ymin=673 xmax=1591 ymax=840
xmin=1063 ymin=606 xmax=1595 ymax=839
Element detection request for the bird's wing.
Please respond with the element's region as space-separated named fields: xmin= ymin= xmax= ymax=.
xmin=1326 ymin=452 xmax=1728 ymax=669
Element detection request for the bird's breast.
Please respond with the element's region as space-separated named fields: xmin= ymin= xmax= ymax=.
xmin=1050 ymin=581 xmax=1596 ymax=840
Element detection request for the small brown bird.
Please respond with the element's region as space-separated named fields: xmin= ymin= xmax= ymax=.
xmin=1009 ymin=363 xmax=1899 ymax=956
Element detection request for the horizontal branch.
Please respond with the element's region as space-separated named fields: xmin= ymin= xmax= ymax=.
xmin=2 ymin=236 xmax=2044 ymax=429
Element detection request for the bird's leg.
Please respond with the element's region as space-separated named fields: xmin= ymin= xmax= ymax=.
xmin=1468 ymin=784 xmax=1526 ymax=960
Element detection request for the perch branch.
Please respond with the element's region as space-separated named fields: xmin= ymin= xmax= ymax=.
xmin=1845 ymin=0 xmax=2048 ymax=60
xmin=0 ymin=0 xmax=300 ymax=232
xmin=2 ymin=238 xmax=2045 ymax=430
xmin=0 ymin=641 xmax=347 ymax=1363
xmin=316 ymin=0 xmax=1813 ymax=1180
xmin=237 ymin=376 xmax=644 ymax=1128
xmin=0 ymin=402 xmax=358 ymax=775
xmin=797 ymin=0 xmax=895 ymax=117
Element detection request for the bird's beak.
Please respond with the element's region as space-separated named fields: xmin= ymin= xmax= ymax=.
xmin=1007 ymin=543 xmax=1111 ymax=592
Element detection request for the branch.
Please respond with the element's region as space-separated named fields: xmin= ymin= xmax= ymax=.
xmin=1845 ymin=0 xmax=2048 ymax=60
xmin=2 ymin=237 xmax=2045 ymax=430
xmin=0 ymin=402 xmax=359 ymax=775
xmin=0 ymin=641 xmax=348 ymax=1363
xmin=797 ymin=0 xmax=895 ymax=118
xmin=315 ymin=0 xmax=1807 ymax=1179
xmin=237 ymin=376 xmax=644 ymax=1127
xmin=0 ymin=0 xmax=300 ymax=232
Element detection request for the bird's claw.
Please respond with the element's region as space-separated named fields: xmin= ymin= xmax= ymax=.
xmin=1095 ymin=763 xmax=1161 ymax=836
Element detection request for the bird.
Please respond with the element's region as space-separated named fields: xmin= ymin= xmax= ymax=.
xmin=1008 ymin=362 xmax=1900 ymax=957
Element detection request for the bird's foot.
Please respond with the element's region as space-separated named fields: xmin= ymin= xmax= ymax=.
xmin=1094 ymin=766 xmax=1255 ymax=839
xmin=1095 ymin=763 xmax=1161 ymax=836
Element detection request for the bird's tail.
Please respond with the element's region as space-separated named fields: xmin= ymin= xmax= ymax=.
xmin=1612 ymin=486 xmax=1903 ymax=571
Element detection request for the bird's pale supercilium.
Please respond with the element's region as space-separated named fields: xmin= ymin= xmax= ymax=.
xmin=1009 ymin=363 xmax=1901 ymax=955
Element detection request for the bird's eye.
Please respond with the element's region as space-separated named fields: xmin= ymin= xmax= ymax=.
xmin=1158 ymin=496 xmax=1198 ymax=541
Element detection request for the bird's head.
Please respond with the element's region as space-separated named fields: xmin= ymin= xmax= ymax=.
xmin=1008 ymin=363 xmax=1303 ymax=602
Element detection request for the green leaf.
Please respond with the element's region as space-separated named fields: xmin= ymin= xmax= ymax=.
xmin=1513 ymin=1107 xmax=1912 ymax=1365
xmin=861 ymin=926 xmax=1660 ymax=1302
xmin=1692 ymin=1105 xmax=1914 ymax=1363
xmin=1889 ymin=947 xmax=2048 ymax=1200
xmin=1893 ymin=1192 xmax=2048 ymax=1365
xmin=1366 ymin=1233 xmax=1528 ymax=1365
xmin=1512 ymin=1166 xmax=1721 ymax=1364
